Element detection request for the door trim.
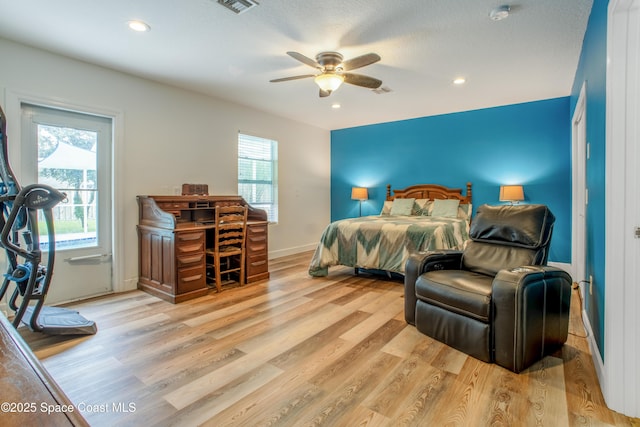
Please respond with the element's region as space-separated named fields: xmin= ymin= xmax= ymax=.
xmin=604 ymin=0 xmax=640 ymax=417
xmin=3 ymin=89 xmax=126 ymax=295
xmin=571 ymin=81 xmax=587 ymax=296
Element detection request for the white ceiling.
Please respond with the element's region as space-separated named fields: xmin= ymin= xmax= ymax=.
xmin=0 ymin=0 xmax=593 ymax=130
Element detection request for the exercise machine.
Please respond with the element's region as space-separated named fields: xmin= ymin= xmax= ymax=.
xmin=0 ymin=105 xmax=96 ymax=335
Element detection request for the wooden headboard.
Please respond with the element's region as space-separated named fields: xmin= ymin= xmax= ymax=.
xmin=386 ymin=182 xmax=472 ymax=204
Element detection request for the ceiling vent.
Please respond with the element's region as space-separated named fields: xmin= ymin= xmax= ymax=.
xmin=217 ymin=0 xmax=259 ymax=14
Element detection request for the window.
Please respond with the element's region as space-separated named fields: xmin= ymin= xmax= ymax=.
xmin=22 ymin=104 xmax=112 ymax=252
xmin=238 ymin=133 xmax=278 ymax=222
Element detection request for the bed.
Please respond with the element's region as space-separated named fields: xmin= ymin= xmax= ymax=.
xmin=308 ymin=183 xmax=473 ymax=277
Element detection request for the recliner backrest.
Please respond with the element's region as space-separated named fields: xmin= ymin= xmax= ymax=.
xmin=462 ymin=204 xmax=555 ymax=276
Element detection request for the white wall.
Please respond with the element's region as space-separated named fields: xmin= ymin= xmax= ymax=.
xmin=0 ymin=38 xmax=331 ymax=292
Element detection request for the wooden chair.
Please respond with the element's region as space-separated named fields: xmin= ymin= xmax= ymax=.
xmin=206 ymin=205 xmax=248 ymax=291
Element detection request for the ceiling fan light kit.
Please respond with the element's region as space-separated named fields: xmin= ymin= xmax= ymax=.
xmin=314 ymin=73 xmax=344 ymax=92
xmin=270 ymin=51 xmax=382 ymax=97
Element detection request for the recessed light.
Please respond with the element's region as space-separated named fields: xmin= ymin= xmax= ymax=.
xmin=331 ymin=103 xmax=341 ymax=109
xmin=489 ymin=5 xmax=510 ymax=21
xmin=453 ymin=77 xmax=466 ymax=85
xmin=128 ymin=20 xmax=150 ymax=32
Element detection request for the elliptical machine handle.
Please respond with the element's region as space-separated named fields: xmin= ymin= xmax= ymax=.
xmin=0 ymin=184 xmax=66 ymax=258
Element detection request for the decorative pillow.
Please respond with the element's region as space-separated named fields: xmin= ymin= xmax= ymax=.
xmin=431 ymin=199 xmax=460 ymax=218
xmin=379 ymin=201 xmax=393 ymax=216
xmin=389 ymin=198 xmax=415 ymax=216
xmin=421 ymin=200 xmax=434 ymax=216
xmin=458 ymin=203 xmax=473 ymax=220
xmin=413 ymin=199 xmax=430 ymax=215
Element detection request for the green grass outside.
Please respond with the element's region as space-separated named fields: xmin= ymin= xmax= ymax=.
xmin=38 ymin=219 xmax=97 ymax=235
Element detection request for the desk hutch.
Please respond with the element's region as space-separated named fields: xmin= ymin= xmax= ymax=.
xmin=137 ymin=195 xmax=269 ymax=303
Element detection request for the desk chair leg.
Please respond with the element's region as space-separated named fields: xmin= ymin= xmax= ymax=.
xmin=214 ymin=254 xmax=222 ymax=292
xmin=240 ymin=253 xmax=245 ymax=285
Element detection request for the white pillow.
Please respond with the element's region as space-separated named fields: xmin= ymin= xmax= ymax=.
xmin=379 ymin=201 xmax=393 ymax=216
xmin=389 ymin=198 xmax=415 ymax=216
xmin=431 ymin=199 xmax=460 ymax=218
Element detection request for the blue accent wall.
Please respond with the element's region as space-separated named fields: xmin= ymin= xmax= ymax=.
xmin=570 ymin=0 xmax=607 ymax=360
xmin=331 ymin=97 xmax=571 ymax=263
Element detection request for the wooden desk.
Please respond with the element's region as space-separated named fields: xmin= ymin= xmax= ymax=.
xmin=0 ymin=315 xmax=89 ymax=426
xmin=137 ymin=195 xmax=269 ymax=303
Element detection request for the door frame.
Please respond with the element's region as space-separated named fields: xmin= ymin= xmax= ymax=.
xmin=604 ymin=0 xmax=639 ymax=417
xmin=571 ymin=81 xmax=587 ymax=299
xmin=21 ymin=103 xmax=113 ymax=303
xmin=3 ymin=89 xmax=126 ymax=295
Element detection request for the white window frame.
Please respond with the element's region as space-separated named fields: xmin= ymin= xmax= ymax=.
xmin=238 ymin=133 xmax=278 ymax=223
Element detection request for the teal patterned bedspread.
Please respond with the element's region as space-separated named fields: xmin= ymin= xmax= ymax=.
xmin=308 ymin=215 xmax=470 ymax=276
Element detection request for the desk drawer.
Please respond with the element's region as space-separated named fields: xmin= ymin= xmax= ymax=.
xmin=248 ymin=224 xmax=267 ymax=236
xmin=247 ymin=238 xmax=267 ymax=254
xmin=177 ymin=253 xmax=205 ymax=268
xmin=177 ymin=230 xmax=205 ymax=244
xmin=157 ymin=201 xmax=190 ymax=210
xmin=176 ymin=231 xmax=205 ymax=255
xmin=156 ymin=201 xmax=189 ymax=219
xmin=247 ymin=255 xmax=268 ymax=275
xmin=177 ymin=265 xmax=205 ymax=293
xmin=247 ymin=225 xmax=267 ymax=255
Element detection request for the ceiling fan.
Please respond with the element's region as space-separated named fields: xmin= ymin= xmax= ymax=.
xmin=270 ymin=51 xmax=383 ymax=97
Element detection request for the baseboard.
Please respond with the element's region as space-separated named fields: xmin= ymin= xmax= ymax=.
xmin=115 ymin=277 xmax=138 ymax=293
xmin=581 ymin=305 xmax=606 ymax=393
xmin=268 ymin=243 xmax=317 ymax=259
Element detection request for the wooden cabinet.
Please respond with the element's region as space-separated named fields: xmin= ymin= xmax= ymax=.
xmin=137 ymin=195 xmax=269 ymax=303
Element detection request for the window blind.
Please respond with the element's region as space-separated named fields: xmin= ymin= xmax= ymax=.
xmin=238 ymin=133 xmax=278 ymax=222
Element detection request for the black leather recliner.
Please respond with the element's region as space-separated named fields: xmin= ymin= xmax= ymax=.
xmin=404 ymin=204 xmax=572 ymax=373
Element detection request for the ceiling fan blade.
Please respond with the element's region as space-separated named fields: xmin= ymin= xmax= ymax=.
xmin=287 ymin=51 xmax=322 ymax=69
xmin=270 ymin=74 xmax=316 ymax=82
xmin=343 ymin=73 xmax=383 ymax=89
xmin=341 ymin=53 xmax=381 ymax=71
xmin=319 ymin=89 xmax=332 ymax=97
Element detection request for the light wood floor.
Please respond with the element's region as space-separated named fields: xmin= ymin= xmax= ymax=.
xmin=20 ymin=252 xmax=639 ymax=427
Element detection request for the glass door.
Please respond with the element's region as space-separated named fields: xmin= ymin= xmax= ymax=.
xmin=21 ymin=104 xmax=113 ymax=303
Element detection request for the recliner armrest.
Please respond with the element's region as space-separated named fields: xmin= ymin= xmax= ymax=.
xmin=404 ymin=250 xmax=463 ymax=325
xmin=492 ymin=265 xmax=572 ymax=372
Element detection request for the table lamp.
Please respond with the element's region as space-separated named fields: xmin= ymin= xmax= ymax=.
xmin=351 ymin=187 xmax=368 ymax=216
xmin=499 ymin=185 xmax=524 ymax=205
